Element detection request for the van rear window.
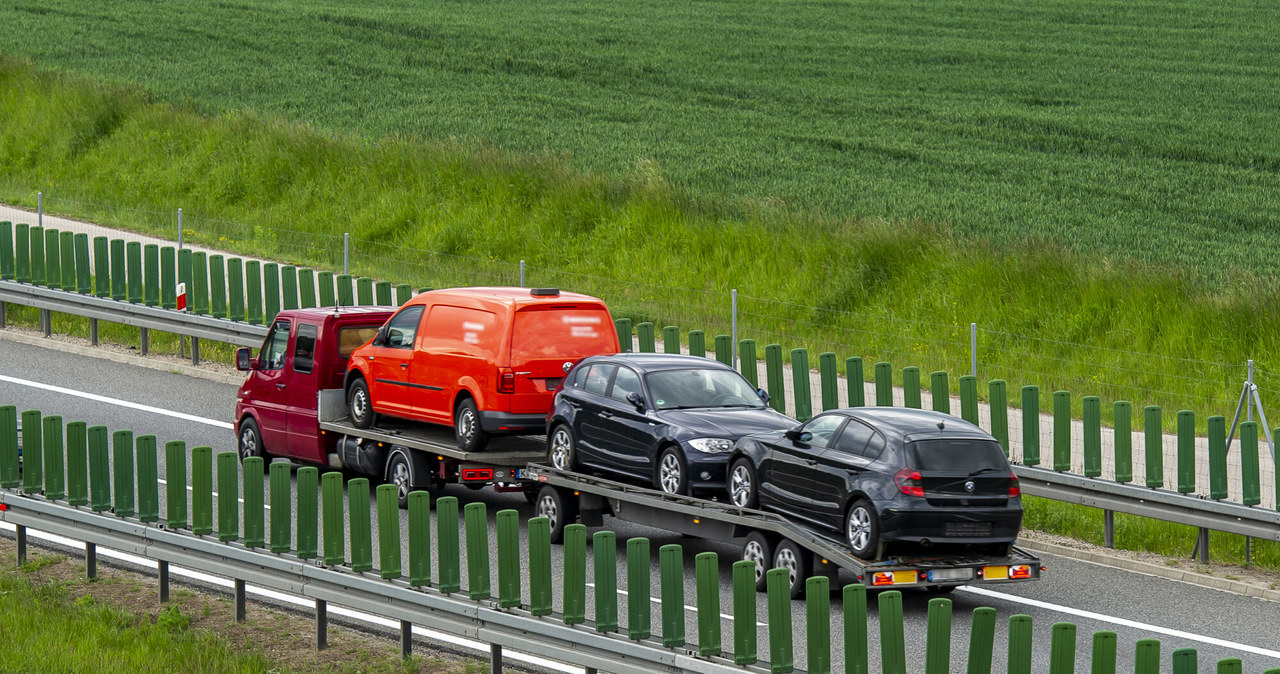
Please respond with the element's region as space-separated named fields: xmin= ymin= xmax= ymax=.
xmin=908 ymin=440 xmax=1008 ymax=472
xmin=338 ymin=326 xmax=380 ymax=358
xmin=511 ymin=307 xmax=617 ymax=361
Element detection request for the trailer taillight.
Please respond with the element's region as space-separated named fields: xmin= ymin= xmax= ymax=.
xmin=0 ymin=503 xmax=7 ymax=512
xmin=498 ymin=367 xmax=515 ymax=394
xmin=1009 ymin=564 xmax=1032 ymax=579
xmin=461 ymin=467 xmax=494 ymax=482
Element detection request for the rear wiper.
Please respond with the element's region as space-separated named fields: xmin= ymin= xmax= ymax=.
xmin=967 ymin=467 xmax=1005 ymax=477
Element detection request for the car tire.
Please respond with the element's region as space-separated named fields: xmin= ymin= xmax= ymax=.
xmin=386 ymin=451 xmax=415 ymax=509
xmin=454 ymin=398 xmax=489 ymax=452
xmin=238 ymin=418 xmax=267 ymax=463
xmin=772 ymin=539 xmax=811 ymax=599
xmin=728 ymin=457 xmax=758 ymax=508
xmin=846 ymin=499 xmax=881 ymax=560
xmin=741 ymin=531 xmax=774 ymax=592
xmin=547 ymin=424 xmax=578 ymax=471
xmin=348 ymin=378 xmax=375 ymax=429
xmin=535 ymin=485 xmax=577 ymax=544
xmin=655 ymin=446 xmax=689 ymax=495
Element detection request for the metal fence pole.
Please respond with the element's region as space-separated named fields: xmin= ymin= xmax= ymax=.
xmin=970 ymin=322 xmax=977 ymax=377
xmin=37 ymin=192 xmax=42 ymax=229
xmin=731 ymin=289 xmax=738 ymax=370
xmin=520 ymin=259 xmax=526 ymax=287
xmin=343 ymin=233 xmax=349 ymax=275
xmin=177 ymin=208 xmax=183 ymax=249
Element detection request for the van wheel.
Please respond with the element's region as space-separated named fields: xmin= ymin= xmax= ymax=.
xmin=348 ymin=379 xmax=375 ymax=429
xmin=772 ymin=539 xmax=811 ymax=599
xmin=454 ymin=398 xmax=489 ymax=452
xmin=535 ymin=485 xmax=576 ymax=544
xmin=238 ymin=418 xmax=267 ymax=462
xmin=386 ymin=452 xmax=413 ymax=509
xmin=655 ymin=446 xmax=689 ymax=495
xmin=741 ymin=531 xmax=774 ymax=592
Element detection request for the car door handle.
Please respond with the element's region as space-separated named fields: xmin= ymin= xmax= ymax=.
xmin=600 ymin=411 xmax=614 ymax=419
xmin=276 ymin=383 xmax=286 ymax=390
xmin=805 ymin=459 xmax=817 ymax=466
xmin=400 ymin=363 xmax=409 ymax=369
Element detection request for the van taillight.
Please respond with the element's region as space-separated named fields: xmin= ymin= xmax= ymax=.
xmin=1008 ymin=470 xmax=1021 ymax=498
xmin=498 ymin=367 xmax=515 ymax=394
xmin=894 ymin=467 xmax=924 ymax=497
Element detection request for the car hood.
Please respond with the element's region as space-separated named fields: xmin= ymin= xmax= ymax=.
xmin=656 ymin=408 xmax=798 ymax=438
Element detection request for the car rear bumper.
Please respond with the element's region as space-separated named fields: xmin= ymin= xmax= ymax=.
xmin=879 ymin=506 xmax=1023 ymax=544
xmin=480 ymin=411 xmax=546 ymax=435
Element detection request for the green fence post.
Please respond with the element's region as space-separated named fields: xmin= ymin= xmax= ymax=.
xmin=1053 ymin=391 xmax=1071 ymax=472
xmin=614 ymin=318 xmax=632 ymax=351
xmin=322 ymin=471 xmax=345 ymax=565
xmin=355 ymin=276 xmax=373 ymax=305
xmin=807 ymin=576 xmax=831 ymax=674
xmin=1144 ymin=406 xmax=1164 ymax=487
xmin=1171 ymin=648 xmax=1197 ymax=674
xmin=242 ymin=456 xmax=264 ymax=547
xmin=41 ymin=415 xmax=65 ymax=500
xmin=1114 ymin=402 xmax=1133 ymax=483
xmin=42 ymin=228 xmax=57 ymax=289
xmin=844 ymin=583 xmax=868 ymax=674
xmin=1241 ymin=421 xmax=1261 ymax=506
xmin=177 ymin=247 xmax=192 ymax=307
xmin=1022 ymin=386 xmax=1040 ymax=466
xmin=989 ymin=380 xmax=1009 ymax=454
xmin=0 ymin=406 xmax=16 ymax=489
xmin=766 ymin=344 xmax=786 ymax=414
xmin=1007 ymin=615 xmax=1033 ymax=674
xmin=165 ymin=441 xmax=187 ymax=529
xmin=740 ymin=339 xmax=758 ymax=387
xmin=227 ymin=258 xmax=245 ymax=321
xmin=1208 ymin=415 xmax=1228 ymax=499
xmin=74 ymin=232 xmax=91 ymax=294
xmin=931 ymin=371 xmax=949 ymax=414
xmin=243 ymin=260 xmax=264 ymax=324
xmin=91 ymin=235 xmax=108 ymax=296
xmin=696 ymin=552 xmax=722 ymax=657
xmin=269 ymin=461 xmax=290 ymax=552
xmin=216 ymin=451 xmax=239 ymax=541
xmin=299 ymin=268 xmax=317 ymax=308
xmin=593 ymin=530 xmax=618 ymax=631
xmin=13 ymin=223 xmax=28 ymax=284
xmin=1217 ymin=658 xmax=1242 ymax=674
xmin=394 ymin=282 xmax=411 ymax=306
xmin=925 ymin=597 xmax=952 ymax=674
xmin=874 ymin=361 xmax=893 ymax=407
xmin=113 ymin=430 xmax=135 ymax=518
xmin=348 ymin=478 xmax=372 ymax=572
xmin=1274 ymin=429 xmax=1280 ymax=513
xmin=1091 ymin=631 xmax=1117 ymax=674
xmin=637 ymin=322 xmax=655 ymax=352
xmin=160 ymin=246 xmax=176 ymax=308
xmin=375 ymin=484 xmax=400 ymax=578
xmin=143 ymin=243 xmax=159 ymax=306
xmin=191 ymin=251 xmax=208 ymax=314
xmin=688 ymin=329 xmax=705 ymax=358
xmin=124 ymin=241 xmax=142 ymax=303
xmin=30 ymin=226 xmax=45 ymax=286
xmin=191 ymin=446 xmax=213 ymax=535
xmin=878 ymin=590 xmax=905 ymax=674
xmin=464 ymin=502 xmax=490 ymax=599
xmin=59 ymin=231 xmax=75 ymax=291
xmin=88 ymin=426 xmax=110 ymax=511
xmin=627 ymin=537 xmax=651 ymax=639
xmin=296 ymin=466 xmax=318 ymax=558
xmin=1177 ymin=410 xmax=1195 ymax=493
xmin=317 ymin=270 xmax=335 ymax=307
xmin=792 ymin=348 xmax=813 ymax=421
xmin=437 ymin=496 xmax=460 ymax=592
xmin=847 ymin=357 xmax=865 ymax=407
xmin=819 ymin=352 xmax=839 ymax=411
xmin=375 ymin=280 xmax=392 ymax=306
xmin=766 ymin=568 xmax=794 ymax=674
xmin=967 ymin=607 xmax=997 ymax=674
xmin=263 ymin=262 xmax=280 ymax=323
xmin=496 ymin=509 xmax=520 ymax=607
xmin=21 ymin=410 xmax=43 ymax=494
xmin=1049 ymin=622 xmax=1076 ymax=674
xmin=663 ymin=326 xmax=681 ymax=354
xmin=659 ymin=543 xmax=685 ymax=647
xmin=902 ymin=367 xmax=921 ymax=409
xmin=336 ymin=273 xmax=354 ymax=306
xmin=733 ymin=560 xmax=758 ymax=666
xmin=281 ymin=265 xmax=299 ymax=310
xmin=65 ymin=421 xmax=87 ymax=506
xmin=0 ymin=221 xmax=11 ymax=281
xmin=959 ymin=375 xmax=979 ymax=425
xmin=408 ymin=491 xmax=431 ymax=585
xmin=715 ymin=334 xmax=733 ymax=366
xmin=136 ymin=435 xmax=159 ymax=523
xmin=110 ymin=238 xmax=126 ymax=300
xmin=564 ymin=523 xmax=587 ymax=623
xmin=210 ymin=253 xmax=228 ymax=316
xmin=529 ymin=516 xmax=552 ymax=616
xmin=1133 ymin=639 xmax=1160 ymax=674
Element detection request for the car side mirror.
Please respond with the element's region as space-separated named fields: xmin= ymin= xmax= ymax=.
xmin=372 ymin=324 xmax=389 ymax=347
xmin=757 ymin=388 xmax=770 ymax=405
xmin=626 ymin=391 xmax=646 ymax=411
xmin=784 ymin=428 xmax=812 ymax=443
xmin=235 ymin=348 xmax=255 ymax=371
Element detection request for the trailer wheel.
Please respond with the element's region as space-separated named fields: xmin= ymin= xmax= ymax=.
xmin=741 ymin=531 xmax=774 ymax=592
xmin=348 ymin=378 xmax=375 ymax=429
xmin=846 ymin=499 xmax=880 ymax=560
xmin=535 ymin=485 xmax=577 ymax=544
xmin=386 ymin=451 xmax=414 ymax=509
xmin=772 ymin=539 xmax=811 ymax=599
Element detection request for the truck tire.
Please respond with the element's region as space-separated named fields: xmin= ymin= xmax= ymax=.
xmin=741 ymin=531 xmax=774 ymax=592
xmin=535 ymin=485 xmax=577 ymax=544
xmin=772 ymin=539 xmax=811 ymax=599
xmin=386 ymin=451 xmax=414 ymax=509
xmin=454 ymin=398 xmax=490 ymax=452
xmin=238 ymin=417 xmax=268 ymax=462
xmin=348 ymin=378 xmax=375 ymax=429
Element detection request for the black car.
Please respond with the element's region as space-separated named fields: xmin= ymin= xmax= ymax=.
xmin=729 ymin=407 xmax=1022 ymax=560
xmin=546 ymin=353 xmax=798 ymax=496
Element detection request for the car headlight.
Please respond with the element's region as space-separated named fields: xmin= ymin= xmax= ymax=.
xmin=688 ymin=438 xmax=734 ymax=453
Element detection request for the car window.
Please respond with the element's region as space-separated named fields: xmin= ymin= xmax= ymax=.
xmin=909 ymin=439 xmax=1008 ymax=471
xmin=259 ymin=320 xmax=290 ymax=371
xmin=384 ymin=306 xmax=424 ymax=348
xmin=645 ymin=368 xmax=764 ymax=410
xmin=864 ymin=433 xmax=887 ymax=460
xmin=292 ymin=323 xmax=317 ymax=374
xmin=833 ymin=419 xmax=874 ymax=456
xmin=583 ymin=363 xmax=616 ymax=396
xmin=609 ymin=366 xmax=642 ymax=403
xmin=800 ymin=414 xmax=846 ymax=449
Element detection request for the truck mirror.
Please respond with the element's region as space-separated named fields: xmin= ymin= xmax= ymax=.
xmin=235 ymin=348 xmax=254 ymax=371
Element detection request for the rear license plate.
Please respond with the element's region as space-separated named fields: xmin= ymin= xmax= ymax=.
xmin=945 ymin=521 xmax=992 ymax=536
xmin=927 ymin=568 xmax=974 ymax=582
xmin=983 ymin=565 xmax=1009 ymax=580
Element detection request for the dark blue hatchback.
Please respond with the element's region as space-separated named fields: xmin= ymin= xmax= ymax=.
xmin=546 ymin=353 xmax=798 ymax=497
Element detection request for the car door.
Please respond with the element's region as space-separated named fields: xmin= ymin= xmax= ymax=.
xmin=571 ymin=363 xmax=618 ymax=466
xmin=809 ymin=419 xmax=877 ymax=529
xmin=368 ymin=305 xmax=424 ymax=417
xmin=760 ymin=413 xmax=846 ymax=520
xmin=252 ymin=319 xmax=292 ymax=453
xmin=592 ymin=365 xmax=655 ymax=475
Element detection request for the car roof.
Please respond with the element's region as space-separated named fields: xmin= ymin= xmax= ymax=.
xmin=831 ymin=407 xmax=993 ymax=444
xmin=588 ymin=353 xmax=736 ymax=373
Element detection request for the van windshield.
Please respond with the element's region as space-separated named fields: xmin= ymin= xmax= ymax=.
xmin=908 ymin=439 xmax=1008 ymax=472
xmin=511 ymin=306 xmax=617 ymax=361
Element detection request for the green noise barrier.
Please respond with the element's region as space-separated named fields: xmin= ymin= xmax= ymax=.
xmin=663 ymin=325 xmax=681 ymax=354
xmin=126 ymin=241 xmax=143 ymax=303
xmin=846 ymin=357 xmax=865 ymax=407
xmin=792 ymin=348 xmax=812 ymax=421
xmin=88 ymin=426 xmax=110 ymax=511
xmin=112 ymin=430 xmax=135 ymax=518
xmin=739 ymin=339 xmax=758 ymax=386
xmin=715 ymin=334 xmax=733 ymax=366
xmin=243 ymin=457 xmax=265 ymax=548
xmin=931 ymin=370 xmax=949 ymax=414
xmin=959 ymin=375 xmax=978 ymax=425
xmin=317 ymin=270 xmax=335 ymax=307
xmin=74 ymin=233 xmax=91 ymax=294
xmin=659 ymin=543 xmax=685 ymax=647
xmin=13 ymin=224 xmax=29 ymax=283
xmin=1241 ymin=422 xmax=1261 ymax=506
xmin=1114 ymin=402 xmax=1133 ymax=483
xmin=614 ymin=318 xmax=631 ymax=351
xmin=464 ymin=502 xmax=490 ymax=599
xmin=270 ymin=461 xmax=292 ymax=553
xmin=902 ymin=366 xmax=921 ymax=409
xmin=282 ymin=265 xmax=299 ymax=310
xmin=191 ymin=446 xmax=213 ymax=535
xmin=92 ymin=236 xmax=108 ymax=296
xmin=593 ymin=530 xmax=618 ymax=631
xmin=356 ymin=276 xmax=373 ymax=305
xmin=733 ymin=560 xmax=758 ymax=666
xmin=299 ymin=267 xmax=317 ymax=308
xmin=336 ymin=273 xmax=354 ymax=307
xmin=264 ymin=262 xmax=281 ymax=323
xmin=627 ymin=537 xmax=651 ymax=639
xmin=496 ymin=509 xmax=520 ymax=607
xmin=376 ymin=484 xmax=400 ymax=579
xmin=44 ymin=229 xmax=58 ymax=291
xmin=59 ymin=231 xmax=75 ymax=291
xmin=528 ymin=516 xmax=552 ymax=616
xmin=177 ymin=248 xmax=192 ymax=308
xmin=144 ymin=244 xmax=159 ymax=306
xmin=29 ymin=226 xmax=45 ymax=286
xmin=375 ymin=280 xmax=392 ymax=306
xmin=1208 ymin=415 xmax=1227 ymax=500
xmin=227 ymin=257 xmax=245 ymax=322
xmin=875 ymin=361 xmax=893 ymax=407
xmin=637 ymin=321 xmax=655 ymax=352
xmin=1144 ymin=406 xmax=1164 ymax=488
xmin=0 ymin=222 xmax=12 ymax=280
xmin=989 ymin=380 xmax=1009 ymax=453
xmin=136 ymin=434 xmax=159 ymax=523
xmin=160 ymin=246 xmax=176 ymax=308
xmin=348 ymin=478 xmax=372 ymax=572
xmin=322 ymin=471 xmax=345 ymax=566
xmin=21 ymin=410 xmax=43 ymax=494
xmin=819 ymin=352 xmax=838 ymax=411
xmin=766 ymin=567 xmax=793 ymax=674
xmin=295 ymin=467 xmax=319 ymax=558
xmin=65 ymin=421 xmax=87 ymax=506
xmin=436 ymin=496 xmax=461 ymax=593
xmin=563 ymin=524 xmax=587 ymax=624
xmin=191 ymin=251 xmax=208 ymax=314
xmin=695 ymin=552 xmax=721 ymax=657
xmin=408 ymin=491 xmax=431 ymax=585
xmin=765 ymin=344 xmax=786 ymax=414
xmin=1177 ymin=410 xmax=1196 ymax=493
xmin=246 ymin=260 xmax=263 ymax=324
xmin=41 ymin=415 xmax=65 ymax=500
xmin=1022 ymin=386 xmax=1040 ymax=466
xmin=1053 ymin=391 xmax=1071 ymax=471
xmin=216 ymin=450 xmax=239 ymax=541
xmin=688 ymin=329 xmax=705 ymax=358
xmin=394 ymin=283 xmax=412 ymax=306
xmin=165 ymin=440 xmax=187 ymax=530
xmin=0 ymin=406 xmax=17 ymax=489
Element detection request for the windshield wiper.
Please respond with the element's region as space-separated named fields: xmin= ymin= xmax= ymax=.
xmin=967 ymin=467 xmax=1005 ymax=477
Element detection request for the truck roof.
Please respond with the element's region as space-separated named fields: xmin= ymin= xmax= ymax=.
xmin=274 ymin=306 xmax=397 ymax=321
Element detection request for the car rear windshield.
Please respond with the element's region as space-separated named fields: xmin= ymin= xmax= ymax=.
xmin=338 ymin=326 xmax=380 ymax=358
xmin=908 ymin=439 xmax=1008 ymax=472
xmin=645 ymin=368 xmax=764 ymax=410
xmin=511 ymin=306 xmax=617 ymax=361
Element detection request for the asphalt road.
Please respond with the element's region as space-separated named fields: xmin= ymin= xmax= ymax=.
xmin=2 ymin=336 xmax=1279 ymax=672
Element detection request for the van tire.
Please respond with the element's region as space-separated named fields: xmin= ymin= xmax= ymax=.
xmin=454 ymin=397 xmax=489 ymax=452
xmin=348 ymin=378 xmax=375 ymax=429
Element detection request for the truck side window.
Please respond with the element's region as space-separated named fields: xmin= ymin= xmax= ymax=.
xmin=293 ymin=323 xmax=317 ymax=374
xmin=261 ymin=320 xmax=290 ymax=371
xmin=385 ymin=306 xmax=424 ymax=348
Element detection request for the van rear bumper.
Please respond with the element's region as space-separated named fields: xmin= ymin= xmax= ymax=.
xmin=480 ymin=411 xmax=547 ymax=435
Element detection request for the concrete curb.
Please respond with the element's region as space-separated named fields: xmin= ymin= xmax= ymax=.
xmin=0 ymin=328 xmax=245 ymax=386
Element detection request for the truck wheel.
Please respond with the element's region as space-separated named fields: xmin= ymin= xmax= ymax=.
xmin=846 ymin=499 xmax=880 ymax=560
xmin=728 ymin=457 xmax=758 ymax=508
xmin=772 ymin=539 xmax=811 ymax=599
xmin=655 ymin=446 xmax=689 ymax=495
xmin=386 ymin=451 xmax=414 ymax=509
xmin=348 ymin=379 xmax=375 ymax=429
xmin=534 ymin=485 xmax=577 ymax=544
xmin=454 ymin=398 xmax=490 ymax=452
xmin=741 ymin=531 xmax=774 ymax=592
xmin=547 ymin=424 xmax=578 ymax=471
xmin=238 ymin=418 xmax=267 ymax=462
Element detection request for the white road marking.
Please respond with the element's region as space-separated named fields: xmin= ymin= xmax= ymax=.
xmin=0 ymin=373 xmax=234 ymax=429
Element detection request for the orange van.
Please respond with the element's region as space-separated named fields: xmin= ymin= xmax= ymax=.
xmin=344 ymin=287 xmax=619 ymax=451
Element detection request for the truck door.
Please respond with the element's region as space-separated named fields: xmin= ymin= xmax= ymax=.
xmin=283 ymin=321 xmax=324 ymax=463
xmin=252 ymin=319 xmax=292 ymax=454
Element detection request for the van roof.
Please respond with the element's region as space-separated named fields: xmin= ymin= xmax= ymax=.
xmin=412 ymin=286 xmax=607 ymax=308
xmin=274 ymin=306 xmax=397 ymax=321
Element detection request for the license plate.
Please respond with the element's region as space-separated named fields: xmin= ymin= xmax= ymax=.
xmin=510 ymin=468 xmax=524 ymax=479
xmin=927 ymin=568 xmax=974 ymax=582
xmin=945 ymin=521 xmax=993 ymax=536
xmin=983 ymin=565 xmax=1009 ymax=580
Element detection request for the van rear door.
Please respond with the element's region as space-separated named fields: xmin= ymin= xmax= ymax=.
xmin=508 ymin=304 xmax=618 ymax=414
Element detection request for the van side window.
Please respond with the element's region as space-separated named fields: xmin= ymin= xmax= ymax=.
xmin=609 ymin=366 xmax=642 ymax=403
xmin=293 ymin=323 xmax=318 ymax=374
xmin=260 ymin=320 xmax=290 ymax=371
xmin=385 ymin=306 xmax=425 ymax=348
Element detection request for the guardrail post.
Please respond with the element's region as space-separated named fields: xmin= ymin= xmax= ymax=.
xmin=269 ymin=461 xmax=290 ymax=552
xmin=959 ymin=375 xmax=979 ymax=425
xmin=806 ymin=576 xmax=831 ymax=674
xmin=88 ymin=426 xmax=110 ymax=511
xmin=41 ymin=415 xmax=65 ymax=500
xmin=496 ymin=509 xmax=520 ymax=606
xmin=1052 ymin=391 xmax=1071 ymax=471
xmin=1144 ymin=406 xmax=1164 ymax=487
xmin=740 ymin=339 xmax=758 ymax=386
xmin=931 ymin=370 xmax=949 ymax=414
xmin=190 ymin=250 xmax=208 ymax=314
xmin=688 ymin=329 xmax=705 ymax=358
xmin=160 ymin=245 xmax=175 ymax=308
xmin=637 ymin=322 xmax=655 ymax=352
xmin=1176 ymin=410 xmax=1195 ymax=493
xmin=1208 ymin=415 xmax=1227 ymax=500
xmin=1241 ymin=422 xmax=1261 ymax=505
xmin=792 ymin=348 xmax=813 ymax=421
xmin=765 ymin=344 xmax=786 ymax=414
xmin=819 ymin=352 xmax=838 ymax=411
xmin=924 ymin=596 xmax=951 ymax=674
xmin=0 ymin=406 xmax=16 ymax=489
xmin=242 ymin=456 xmax=264 ymax=547
xmin=1113 ymin=402 xmax=1133 ymax=482
xmin=766 ymin=567 xmax=794 ymax=673
xmin=902 ymin=367 xmax=921 ymax=409
xmin=143 ymin=243 xmax=159 ymax=306
xmin=847 ymin=357 xmax=865 ymax=407
xmin=1017 ymin=386 xmax=1039 ymax=465
xmin=192 ymin=446 xmax=213 ymax=535
xmin=1090 ymin=631 xmax=1117 ymax=674
xmin=733 ymin=560 xmax=758 ymax=665
xmin=1133 ymin=639 xmax=1160 ymax=674
xmin=74 ymin=232 xmax=92 ymax=294
xmin=1048 ymin=622 xmax=1075 ymax=674
xmin=263 ymin=262 xmax=280 ymax=323
xmin=1007 ymin=614 xmax=1033 ymax=674
xmin=0 ymin=221 xmax=12 ymax=281
xmin=65 ymin=421 xmax=87 ymax=506
xmin=626 ymin=537 xmax=650 ymax=639
xmin=877 ymin=589 xmax=904 ymax=674
xmin=1171 ymin=648 xmax=1196 ymax=674
xmin=217 ymin=451 xmax=239 ymax=541
xmin=695 ymin=552 xmax=722 ymax=657
xmin=355 ymin=276 xmax=373 ymax=305
xmin=988 ymin=380 xmax=1009 ymax=454
xmin=113 ymin=430 xmax=135 ymax=518
xmin=875 ymin=361 xmax=893 ymax=407
xmin=374 ymin=280 xmax=392 ymax=306
xmin=967 ymin=607 xmax=996 ymax=674
xmin=1080 ymin=397 xmax=1101 ymax=476
xmin=376 ymin=484 xmax=400 ymax=578
xmin=227 ymin=258 xmax=245 ymax=322
xmin=593 ymin=530 xmax=619 ymax=630
xmin=298 ymin=268 xmax=317 ymax=308
xmin=336 ymin=273 xmax=354 ymax=306
xmin=715 ymin=334 xmax=734 ymax=366
xmin=394 ymin=282 xmax=411 ymax=306
xmin=321 ymin=471 xmax=345 ymax=565
xmin=13 ymin=223 xmax=28 ymax=284
xmin=281 ymin=265 xmax=299 ymax=310
xmin=59 ymin=231 xmax=74 ymax=291
xmin=436 ymin=496 xmax=460 ymax=592
xmin=529 ymin=516 xmax=552 ymax=616
xmin=348 ymin=478 xmax=372 ymax=572
xmin=21 ymin=411 xmax=43 ymax=494
xmin=164 ymin=440 xmax=188 ymax=529
xmin=659 ymin=543 xmax=685 ymax=647
xmin=317 ymin=270 xmax=335 ymax=307
xmin=245 ymin=260 xmax=263 ymax=324
xmin=136 ymin=434 xmax=159 ymax=523
xmin=662 ymin=325 xmax=681 ymax=354
xmin=464 ymin=502 xmax=490 ymax=598
xmin=408 ymin=491 xmax=431 ymax=585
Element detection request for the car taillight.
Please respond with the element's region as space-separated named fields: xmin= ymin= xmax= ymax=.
xmin=894 ymin=467 xmax=924 ymax=497
xmin=1008 ymin=470 xmax=1021 ymax=498
xmin=498 ymin=367 xmax=515 ymax=394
